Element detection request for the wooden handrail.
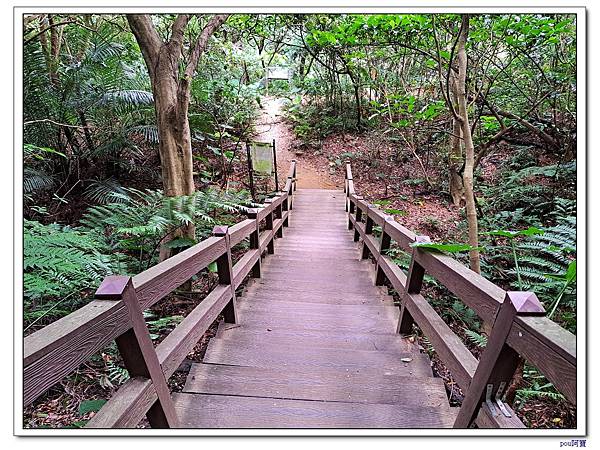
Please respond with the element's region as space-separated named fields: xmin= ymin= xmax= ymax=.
xmin=344 ymin=164 xmax=576 ymax=428
xmin=23 ymin=162 xmax=298 ymax=425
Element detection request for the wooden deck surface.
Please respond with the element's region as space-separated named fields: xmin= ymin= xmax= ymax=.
xmin=173 ymin=189 xmax=457 ymax=428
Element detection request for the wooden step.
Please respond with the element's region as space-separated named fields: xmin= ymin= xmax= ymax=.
xmin=246 ymin=278 xmax=381 ymax=295
xmin=238 ymin=289 xmax=394 ymax=306
xmin=236 ymin=300 xmax=399 ymax=321
xmin=172 ymin=393 xmax=457 ymax=428
xmin=203 ymin=339 xmax=432 ymax=375
xmin=183 ymin=363 xmax=449 ymax=407
xmin=215 ymin=323 xmax=413 ymax=351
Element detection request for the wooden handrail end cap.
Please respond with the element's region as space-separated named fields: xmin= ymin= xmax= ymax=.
xmin=95 ymin=275 xmax=131 ymax=300
xmin=505 ymin=291 xmax=546 ymax=315
xmin=212 ymin=225 xmax=229 ymax=236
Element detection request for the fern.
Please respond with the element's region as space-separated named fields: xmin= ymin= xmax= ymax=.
xmin=464 ymin=329 xmax=487 ymax=348
xmin=24 ymin=219 xmax=125 ymax=325
xmin=84 ymin=179 xmax=129 ymax=204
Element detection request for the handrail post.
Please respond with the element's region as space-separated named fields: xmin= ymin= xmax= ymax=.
xmin=212 ymin=226 xmax=237 ymax=324
xmin=280 ymin=190 xmax=289 ymax=228
xmin=274 ymin=195 xmax=284 ymax=238
xmin=246 ymin=208 xmax=262 ymax=278
xmin=345 ymin=161 xmax=353 ymax=212
xmin=375 ymin=216 xmax=394 ymax=285
xmin=361 ymin=204 xmax=374 ymax=260
xmin=264 ymin=198 xmax=275 ymax=254
xmin=347 ymin=195 xmax=356 ymax=230
xmin=353 ymin=196 xmax=363 ymax=242
xmin=292 ymin=160 xmax=297 ymax=191
xmin=453 ymin=291 xmax=545 ymax=428
xmin=95 ymin=276 xmax=179 ymax=428
xmin=397 ymin=235 xmax=430 ymax=334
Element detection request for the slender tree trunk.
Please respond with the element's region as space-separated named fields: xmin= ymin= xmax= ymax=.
xmin=456 ymin=15 xmax=481 ymax=273
xmin=449 ymin=75 xmax=465 ymax=206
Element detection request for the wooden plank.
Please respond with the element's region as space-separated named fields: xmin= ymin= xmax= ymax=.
xmin=363 ymin=234 xmax=380 ymax=259
xmin=24 ymin=299 xmax=128 ymax=405
xmin=378 ymin=255 xmax=408 ymax=292
xmin=172 ymin=393 xmax=457 ymax=428
xmin=229 ymin=219 xmax=255 ymax=248
xmin=155 ymin=284 xmax=232 ymax=379
xmin=89 ymin=284 xmax=233 ymax=428
xmin=87 ymin=377 xmax=155 ymax=428
xmin=236 ymin=310 xmax=398 ymax=334
xmin=475 ymin=403 xmax=526 ymax=428
xmin=403 ymin=292 xmax=478 ymax=391
xmin=237 ymin=300 xmax=399 ymax=319
xmin=507 ymin=316 xmax=576 ymax=404
xmin=134 ymin=236 xmax=227 ymax=307
xmin=384 ymin=220 xmax=417 ymax=251
xmin=256 ymin=203 xmax=272 ymax=222
xmin=258 ymin=229 xmax=274 ymax=253
xmin=413 ymin=250 xmax=504 ymax=325
xmin=215 ymin=324 xmax=414 ymax=351
xmin=184 ymin=363 xmax=449 ymax=407
xmin=108 ymin=278 xmax=178 ymax=428
xmin=203 ymin=339 xmax=431 ymax=375
xmin=240 ymin=287 xmax=394 ymax=306
xmin=245 ymin=279 xmax=382 ymax=296
xmin=232 ymin=249 xmax=260 ymax=289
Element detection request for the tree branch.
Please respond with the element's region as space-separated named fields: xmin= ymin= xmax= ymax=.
xmin=184 ymin=14 xmax=229 ymax=79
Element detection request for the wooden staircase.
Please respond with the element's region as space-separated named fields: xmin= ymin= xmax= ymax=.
xmin=172 ymin=189 xmax=457 ymax=428
xmin=23 ymin=161 xmax=576 ymax=431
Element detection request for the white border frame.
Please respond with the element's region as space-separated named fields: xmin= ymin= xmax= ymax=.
xmin=13 ymin=3 xmax=587 ymax=438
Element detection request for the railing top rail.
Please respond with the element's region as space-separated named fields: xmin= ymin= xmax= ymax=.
xmin=24 ymin=162 xmax=297 ymax=407
xmin=346 ymin=164 xmax=576 ymax=406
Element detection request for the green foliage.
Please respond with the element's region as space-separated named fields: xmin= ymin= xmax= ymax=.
xmin=515 ymin=365 xmax=565 ymax=407
xmin=464 ymin=329 xmax=487 ymax=348
xmin=410 ymin=242 xmax=483 ymax=254
xmin=24 ymin=219 xmax=123 ymax=324
xmin=78 ymin=399 xmax=107 ymax=416
xmin=81 ymin=188 xmax=249 ymax=272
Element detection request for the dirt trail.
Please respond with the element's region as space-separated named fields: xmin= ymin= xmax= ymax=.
xmin=252 ymin=97 xmax=338 ymax=190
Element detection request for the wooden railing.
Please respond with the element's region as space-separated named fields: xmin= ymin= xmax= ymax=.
xmin=344 ymin=162 xmax=576 ymax=428
xmin=23 ymin=161 xmax=297 ymax=428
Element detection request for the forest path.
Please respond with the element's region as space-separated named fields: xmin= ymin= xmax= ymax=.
xmin=252 ymin=96 xmax=337 ymax=189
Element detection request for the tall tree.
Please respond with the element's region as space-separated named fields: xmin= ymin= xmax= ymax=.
xmin=126 ymin=14 xmax=229 ymax=258
xmin=454 ymin=15 xmax=481 ymax=273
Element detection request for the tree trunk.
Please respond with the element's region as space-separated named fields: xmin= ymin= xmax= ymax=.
xmin=449 ymin=74 xmax=464 ymax=206
xmin=127 ymin=14 xmax=228 ymax=261
xmin=456 ymin=15 xmax=481 ymax=274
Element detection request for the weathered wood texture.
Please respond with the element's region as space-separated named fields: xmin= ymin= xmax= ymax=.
xmin=177 ymin=188 xmax=456 ymax=428
xmin=24 ymin=166 xmax=296 ymax=419
xmin=345 ymin=162 xmax=577 ymax=428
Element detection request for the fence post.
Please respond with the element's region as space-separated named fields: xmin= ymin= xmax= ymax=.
xmin=353 ymin=196 xmax=363 ymax=242
xmin=292 ymin=160 xmax=297 ymax=191
xmin=274 ymin=195 xmax=283 ymax=238
xmin=453 ymin=291 xmax=545 ymax=428
xmin=95 ymin=276 xmax=179 ymax=428
xmin=360 ymin=205 xmax=374 ymax=260
xmin=281 ymin=191 xmax=289 ymax=228
xmin=397 ymin=235 xmax=430 ymax=334
xmin=347 ymin=195 xmax=356 ymax=230
xmin=263 ymin=198 xmax=275 ymax=254
xmin=246 ymin=208 xmax=261 ymax=278
xmin=212 ymin=226 xmax=237 ymax=324
xmin=375 ymin=216 xmax=394 ymax=286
